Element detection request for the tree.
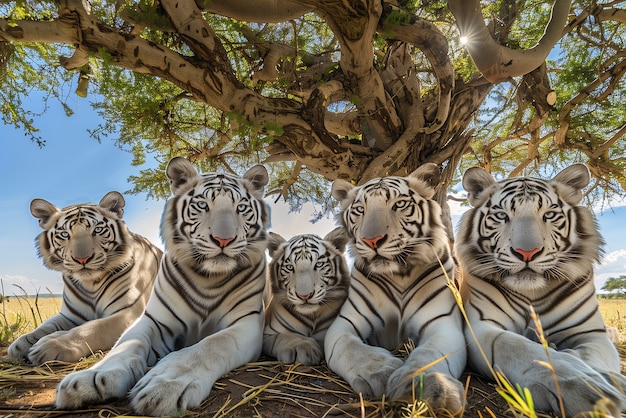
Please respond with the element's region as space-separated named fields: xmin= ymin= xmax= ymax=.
xmin=601 ymin=275 xmax=626 ymax=297
xmin=1 ymin=0 xmax=625 ymax=231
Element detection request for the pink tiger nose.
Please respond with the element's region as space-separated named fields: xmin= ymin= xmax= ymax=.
xmin=214 ymin=236 xmax=234 ymax=248
xmin=362 ymin=235 xmax=384 ymax=249
xmin=512 ymin=247 xmax=542 ymax=262
xmin=297 ymin=292 xmax=314 ymax=301
xmin=73 ymin=255 xmax=92 ymax=265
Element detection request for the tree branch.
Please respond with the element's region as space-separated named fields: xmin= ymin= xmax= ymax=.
xmin=198 ymin=0 xmax=314 ymax=23
xmin=449 ymin=0 xmax=571 ymax=83
xmin=381 ymin=18 xmax=454 ymax=134
xmin=310 ymin=0 xmax=401 ymax=150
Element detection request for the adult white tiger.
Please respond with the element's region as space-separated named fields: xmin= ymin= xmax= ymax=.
xmin=325 ymin=164 xmax=466 ymax=413
xmin=263 ymin=228 xmax=350 ymax=365
xmin=457 ymin=164 xmax=626 ymax=417
xmin=8 ymin=192 xmax=161 ymax=365
xmin=56 ymin=157 xmax=270 ymax=416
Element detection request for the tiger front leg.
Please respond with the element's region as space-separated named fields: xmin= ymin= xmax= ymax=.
xmin=325 ymin=331 xmax=403 ymax=398
xmin=56 ymin=338 xmax=149 ymax=409
xmin=129 ymin=318 xmax=263 ymax=416
xmin=263 ymin=331 xmax=323 ymax=365
xmin=8 ymin=313 xmax=76 ymax=364
xmin=29 ymin=312 xmax=136 ymax=364
xmin=472 ymin=328 xmax=625 ymax=417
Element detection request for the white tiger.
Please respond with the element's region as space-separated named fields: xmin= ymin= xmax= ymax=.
xmin=56 ymin=157 xmax=270 ymax=416
xmin=325 ymin=163 xmax=467 ymax=413
xmin=456 ymin=164 xmax=626 ymax=417
xmin=8 ymin=192 xmax=161 ymax=365
xmin=263 ymin=228 xmax=350 ymax=365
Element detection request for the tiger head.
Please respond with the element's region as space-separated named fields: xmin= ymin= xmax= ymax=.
xmin=31 ymin=191 xmax=130 ymax=282
xmin=267 ymin=228 xmax=350 ymax=313
xmin=456 ymin=164 xmax=603 ymax=292
xmin=331 ymin=163 xmax=448 ymax=276
xmin=161 ymin=157 xmax=270 ymax=275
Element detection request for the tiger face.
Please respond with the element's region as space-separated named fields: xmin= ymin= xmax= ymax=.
xmin=457 ymin=164 xmax=603 ymax=292
xmin=267 ymin=228 xmax=349 ymax=314
xmin=331 ymin=163 xmax=448 ymax=276
xmin=161 ymin=157 xmax=270 ymax=275
xmin=32 ymin=192 xmax=129 ymax=283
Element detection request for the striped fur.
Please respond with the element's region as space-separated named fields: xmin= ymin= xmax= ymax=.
xmin=457 ymin=164 xmax=626 ymax=416
xmin=8 ymin=192 xmax=161 ymax=365
xmin=263 ymin=228 xmax=350 ymax=365
xmin=325 ymin=164 xmax=466 ymax=412
xmin=56 ymin=158 xmax=270 ymax=416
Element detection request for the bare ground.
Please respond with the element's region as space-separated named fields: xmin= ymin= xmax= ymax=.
xmin=0 ymin=347 xmax=624 ymax=418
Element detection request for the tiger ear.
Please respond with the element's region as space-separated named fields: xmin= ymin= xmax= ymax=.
xmin=166 ymin=157 xmax=199 ymax=195
xmin=408 ymin=163 xmax=441 ymax=199
xmin=244 ymin=165 xmax=269 ymax=200
xmin=99 ymin=191 xmax=125 ymax=219
xmin=462 ymin=167 xmax=496 ymax=207
xmin=267 ymin=232 xmax=286 ymax=258
xmin=331 ymin=179 xmax=356 ymax=209
xmin=324 ymin=227 xmax=349 ymax=253
xmin=30 ymin=199 xmax=59 ymax=229
xmin=551 ymin=163 xmax=590 ymax=205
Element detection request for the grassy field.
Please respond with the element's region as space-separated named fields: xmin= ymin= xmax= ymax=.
xmin=598 ymin=298 xmax=626 ymax=333
xmin=0 ymin=294 xmax=61 ymax=346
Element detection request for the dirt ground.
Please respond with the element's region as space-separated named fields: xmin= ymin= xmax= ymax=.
xmin=0 ymin=348 xmax=623 ymax=418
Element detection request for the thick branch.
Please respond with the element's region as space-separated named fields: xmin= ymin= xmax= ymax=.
xmin=0 ymin=18 xmax=76 ymax=44
xmin=449 ymin=0 xmax=571 ymax=83
xmin=198 ymin=0 xmax=313 ymax=23
xmin=160 ymin=0 xmax=231 ymax=67
xmin=381 ymin=18 xmax=454 ymax=134
xmin=310 ymin=0 xmax=402 ymax=150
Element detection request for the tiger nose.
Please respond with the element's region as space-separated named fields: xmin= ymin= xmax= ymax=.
xmin=512 ymin=247 xmax=542 ymax=262
xmin=362 ymin=235 xmax=385 ymax=249
xmin=213 ymin=236 xmax=234 ymax=248
xmin=297 ymin=292 xmax=314 ymax=301
xmin=73 ymin=255 xmax=92 ymax=265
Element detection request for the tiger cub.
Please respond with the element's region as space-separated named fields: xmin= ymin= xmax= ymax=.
xmin=263 ymin=228 xmax=350 ymax=365
xmin=456 ymin=164 xmax=626 ymax=416
xmin=325 ymin=163 xmax=466 ymax=413
xmin=56 ymin=157 xmax=270 ymax=416
xmin=8 ymin=192 xmax=162 ymax=365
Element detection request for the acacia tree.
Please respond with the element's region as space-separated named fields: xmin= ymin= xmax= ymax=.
xmin=1 ymin=0 xmax=625 ymax=228
xmin=601 ymin=275 xmax=626 ymax=297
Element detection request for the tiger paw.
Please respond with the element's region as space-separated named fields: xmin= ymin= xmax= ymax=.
xmin=7 ymin=334 xmax=34 ymax=363
xmin=56 ymin=367 xmax=134 ymax=409
xmin=28 ymin=331 xmax=89 ymax=365
xmin=529 ymin=371 xmax=625 ymax=417
xmin=387 ymin=369 xmax=464 ymax=413
xmin=129 ymin=357 xmax=210 ymax=415
xmin=276 ymin=338 xmax=323 ymax=365
xmin=347 ymin=350 xmax=404 ymax=398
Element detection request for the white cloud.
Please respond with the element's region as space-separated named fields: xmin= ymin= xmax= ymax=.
xmin=595 ymin=249 xmax=626 ymax=291
xmin=603 ymin=249 xmax=626 ymax=266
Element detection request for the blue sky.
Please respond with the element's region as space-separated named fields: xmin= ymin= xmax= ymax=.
xmin=1 ymin=93 xmax=625 ymax=295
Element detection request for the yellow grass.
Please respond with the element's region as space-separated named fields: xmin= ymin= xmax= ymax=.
xmin=598 ymin=298 xmax=626 ymax=333
xmin=0 ymin=295 xmax=61 ymax=341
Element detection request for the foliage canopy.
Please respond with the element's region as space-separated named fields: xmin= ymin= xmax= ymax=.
xmin=1 ymin=0 xmax=625 ymax=225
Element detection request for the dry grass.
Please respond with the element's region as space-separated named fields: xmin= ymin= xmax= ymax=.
xmin=0 ymin=297 xmax=624 ymax=417
xmin=599 ymin=299 xmax=626 ymax=333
